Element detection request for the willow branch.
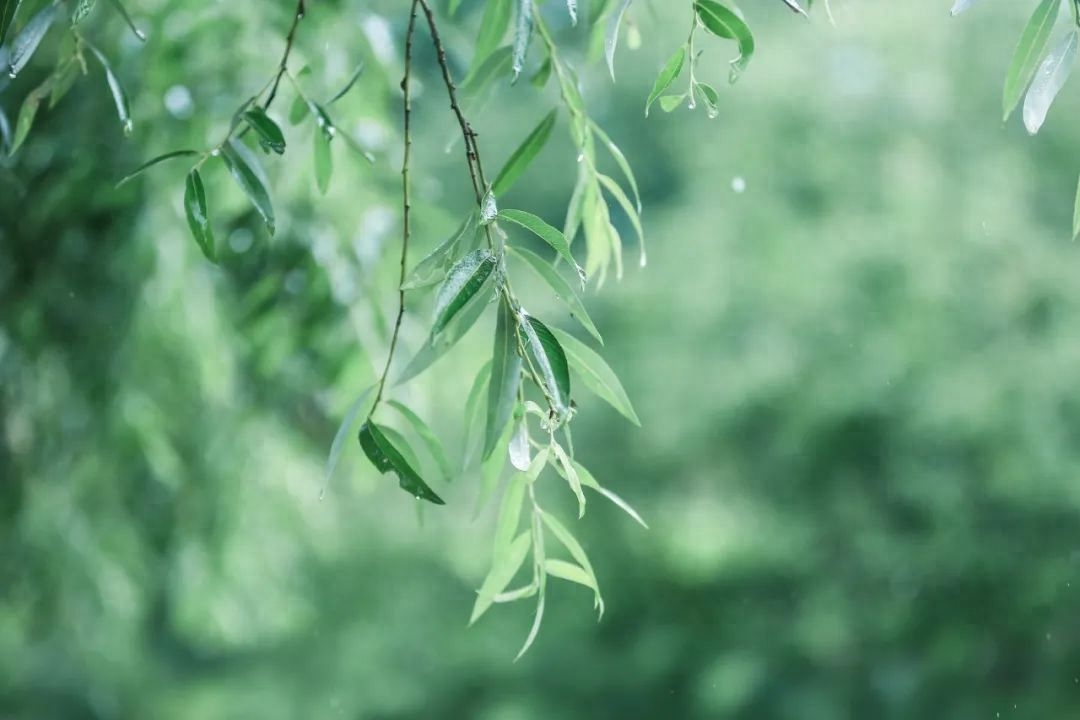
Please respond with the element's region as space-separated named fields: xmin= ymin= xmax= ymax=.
xmin=371 ymin=0 xmax=420 ymax=411
xmin=263 ymin=0 xmax=308 ymax=110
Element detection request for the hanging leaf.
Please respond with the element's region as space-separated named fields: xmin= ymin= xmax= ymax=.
xmin=71 ymin=0 xmax=97 ymax=26
xmin=530 ymin=57 xmax=552 ymax=87
xmin=480 ymin=189 xmax=499 ymax=225
xmin=9 ymin=76 xmax=52 ymax=155
xmin=570 ymin=459 xmax=647 ymax=528
xmin=386 ymin=400 xmax=454 ymax=481
xmin=509 ymin=245 xmax=603 ymax=345
xmin=499 ymin=209 xmax=585 ymax=286
xmin=545 ymin=559 xmax=595 ymax=589
xmin=645 ymin=46 xmax=685 ymax=115
xmin=518 ymin=313 xmax=571 ymax=415
xmin=433 ymin=249 xmax=498 ymax=336
xmin=550 ymin=327 xmax=640 ymax=426
xmin=1023 ymin=30 xmax=1078 ymax=134
xmin=659 ymin=94 xmax=686 ymax=112
xmin=485 ymin=297 xmax=523 ymax=459
xmin=0 ymin=0 xmax=22 ymax=48
xmin=1002 ymin=0 xmax=1062 ymax=121
xmin=566 ymin=0 xmax=578 ymax=24
xmin=6 ymin=4 xmax=57 ymax=78
xmin=465 ymin=0 xmax=512 ymax=86
xmin=596 ymin=173 xmax=645 ymax=267
xmin=0 ymin=107 xmax=11 ymax=154
xmin=694 ymin=0 xmax=755 ymax=83
xmin=184 ymin=170 xmax=215 ymax=262
xmin=104 ymin=0 xmax=145 ymax=40
xmin=540 ymin=510 xmax=603 ymax=616
xmin=117 ymin=150 xmax=200 ymax=187
xmin=605 ymin=0 xmax=634 ymax=80
xmin=402 ymin=213 xmax=477 ymax=290
xmin=475 ymin=411 xmax=513 ymax=517
xmin=323 ymin=385 xmax=376 ymax=494
xmin=512 ymin=0 xmax=534 ymax=80
xmin=950 ymin=0 xmax=983 ymax=16
xmin=243 ymin=107 xmax=286 ymax=154
xmin=464 ymin=359 xmax=493 ymax=462
xmin=514 ymin=585 xmax=546 ymax=660
xmin=220 ymin=138 xmax=275 ymax=234
xmin=589 ymin=120 xmax=642 ymax=213
xmin=471 ymin=471 xmax=529 ymax=624
xmin=87 ymin=46 xmax=132 ymax=135
xmin=551 ymin=442 xmax=586 ymax=517
xmin=509 ymin=417 xmax=531 ymax=471
xmin=461 ymin=46 xmax=513 ymax=98
xmin=492 ymin=109 xmax=557 ymax=196
xmin=581 ymin=181 xmax=614 ymax=284
xmin=314 ymin=125 xmax=333 ymax=194
xmin=328 ymin=61 xmax=365 ymax=104
xmin=358 ymin=422 xmax=444 ymax=504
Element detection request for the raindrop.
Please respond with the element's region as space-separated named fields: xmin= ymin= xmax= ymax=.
xmin=576 ymin=153 xmax=584 ymax=163
xmin=164 ymin=84 xmax=194 ymax=119
xmin=639 ymin=251 xmax=647 ymax=268
xmin=731 ymin=176 xmax=746 ymax=194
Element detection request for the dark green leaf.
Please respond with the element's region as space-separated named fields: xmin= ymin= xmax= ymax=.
xmin=499 ymin=209 xmax=584 ymax=286
xmin=314 ymin=125 xmax=332 ymax=194
xmin=1002 ymin=0 xmax=1060 ymax=120
xmin=512 ymin=0 xmax=534 ymax=80
xmin=104 ymin=0 xmax=145 ymax=40
xmin=485 ymin=297 xmax=523 ymax=459
xmin=433 ymin=249 xmax=497 ymax=336
xmin=509 ymin=245 xmax=602 ymax=344
xmin=243 ymin=107 xmax=286 ymax=154
xmin=358 ymin=422 xmax=444 ymax=505
xmin=466 ymin=0 xmax=512 ymax=86
xmin=645 ymin=46 xmax=685 ymax=115
xmin=519 ymin=314 xmax=571 ymax=415
xmin=7 ymin=3 xmax=57 ymax=78
xmin=386 ymin=400 xmax=453 ymax=481
xmin=0 ymin=0 xmax=21 ymax=49
xmin=184 ymin=169 xmax=215 ymax=262
xmin=397 ymin=276 xmax=494 ymax=385
xmin=117 ymin=149 xmax=200 ymax=187
xmin=220 ymin=138 xmax=275 ymax=234
xmin=550 ymin=327 xmax=640 ymax=425
xmin=694 ymin=0 xmax=755 ymax=83
xmin=492 ymin=109 xmax=557 ymax=196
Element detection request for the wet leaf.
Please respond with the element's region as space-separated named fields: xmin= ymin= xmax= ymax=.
xmin=499 ymin=209 xmax=585 ymax=286
xmin=433 ymin=249 xmax=497 ymax=336
xmin=1002 ymin=0 xmax=1061 ymax=121
xmin=88 ymin=46 xmax=132 ymax=134
xmin=512 ymin=0 xmax=534 ymax=80
xmin=1023 ymin=29 xmax=1077 ymax=134
xmin=184 ymin=169 xmax=215 ymax=262
xmin=486 ymin=297 xmax=523 ymax=459
xmin=646 ymin=46 xmax=685 ymax=115
xmin=402 ymin=213 xmax=476 ymax=290
xmin=518 ymin=313 xmax=571 ymax=416
xmin=221 ymin=138 xmax=275 ymax=234
xmin=358 ymin=422 xmax=444 ymax=504
xmin=7 ymin=4 xmax=57 ymax=78
xmin=243 ymin=107 xmax=286 ymax=154
xmin=694 ymin=0 xmax=755 ymax=83
xmin=386 ymin=400 xmax=453 ymax=480
xmin=509 ymin=245 xmax=603 ymax=345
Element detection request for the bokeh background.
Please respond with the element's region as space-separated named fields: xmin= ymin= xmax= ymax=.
xmin=4 ymin=0 xmax=1080 ymax=717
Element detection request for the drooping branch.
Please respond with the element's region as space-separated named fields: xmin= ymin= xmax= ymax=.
xmin=263 ymin=0 xmax=308 ymax=110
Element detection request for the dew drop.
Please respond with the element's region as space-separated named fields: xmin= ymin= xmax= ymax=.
xmin=639 ymin=251 xmax=647 ymax=268
xmin=731 ymin=176 xmax=746 ymax=194
xmin=576 ymin=153 xmax=584 ymax=163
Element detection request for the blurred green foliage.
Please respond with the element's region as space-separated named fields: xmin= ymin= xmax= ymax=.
xmin=3 ymin=1 xmax=1080 ymax=718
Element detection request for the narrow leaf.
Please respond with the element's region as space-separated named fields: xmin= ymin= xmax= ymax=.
xmin=573 ymin=460 xmax=648 ymax=528
xmin=9 ymin=76 xmax=51 ymax=155
xmin=396 ymin=280 xmax=493 ymax=385
xmin=694 ymin=0 xmax=755 ymax=83
xmin=1002 ymin=0 xmax=1062 ymax=121
xmin=7 ymin=4 xmax=57 ymax=78
xmin=117 ymin=150 xmax=200 ymax=187
xmin=551 ymin=442 xmax=586 ymax=518
xmin=485 ymin=296 xmax=523 ymax=459
xmin=499 ymin=209 xmax=585 ymax=286
xmin=314 ymin=125 xmax=332 ymax=194
xmin=184 ymin=170 xmax=215 ymax=262
xmin=0 ymin=0 xmax=21 ymax=48
xmin=589 ymin=120 xmax=642 ymax=213
xmin=461 ymin=46 xmax=513 ymax=98
xmin=1073 ymin=172 xmax=1080 ymax=239
xmin=220 ymin=138 xmax=275 ymax=234
xmin=605 ymin=0 xmax=634 ymax=80
xmin=403 ymin=213 xmax=476 ymax=290
xmin=323 ymin=385 xmax=375 ymax=494
xmin=466 ymin=0 xmax=512 ymax=86
xmin=544 ymin=559 xmax=594 ymax=590
xmin=243 ymin=107 xmax=286 ymax=154
xmin=88 ymin=46 xmax=132 ymax=135
xmin=518 ymin=313 xmax=571 ymax=416
xmin=550 ymin=327 xmax=640 ymax=425
xmin=386 ymin=400 xmax=453 ymax=480
xmin=104 ymin=0 xmax=145 ymax=40
xmin=433 ymin=249 xmax=497 ymax=336
xmin=358 ymin=422 xmax=444 ymax=504
xmin=328 ymin=61 xmax=365 ymax=104
xmin=472 ymin=531 xmax=533 ymax=625
xmin=950 ymin=0 xmax=982 ymax=16
xmin=1023 ymin=30 xmax=1078 ymax=134
xmin=596 ymin=173 xmax=645 ymax=267
xmin=509 ymin=245 xmax=603 ymax=345
xmin=512 ymin=0 xmax=534 ymax=80
xmin=514 ymin=589 xmax=545 ymax=660
xmin=492 ymin=109 xmax=557 ymax=196
xmin=646 ymin=46 xmax=685 ymax=115
xmin=540 ymin=510 xmax=602 ymax=615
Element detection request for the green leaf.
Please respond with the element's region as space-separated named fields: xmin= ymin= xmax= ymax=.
xmin=596 ymin=173 xmax=644 ymax=268
xmin=466 ymin=0 xmax=512 ymax=86
xmin=566 ymin=0 xmax=578 ymax=24
xmin=289 ymin=94 xmax=309 ymax=125
xmin=475 ymin=410 xmax=513 ymax=517
xmin=530 ymin=57 xmax=552 ymax=87
xmin=433 ymin=249 xmax=498 ymax=336
xmin=492 ymin=109 xmax=557 ymax=196
xmin=386 ymin=400 xmax=453 ymax=481
xmin=499 ymin=209 xmax=585 ymax=286
xmin=402 ymin=213 xmax=477 ymax=291
xmin=358 ymin=422 xmax=444 ymax=505
xmin=645 ymin=46 xmax=685 ymax=115
xmin=461 ymin=46 xmax=513 ymax=98
xmin=397 ymin=275 xmax=494 ymax=385
xmin=243 ymin=107 xmax=286 ymax=154
xmin=49 ymin=52 xmax=82 ymax=109
xmin=1074 ymin=172 xmax=1080 ymax=239
xmin=604 ymin=0 xmax=634 ymax=80
xmin=328 ymin=61 xmax=365 ymax=104
xmin=0 ymin=0 xmax=22 ymax=48
xmin=512 ymin=0 xmax=534 ymax=80
xmin=1023 ymin=30 xmax=1077 ymax=134
xmin=695 ymin=80 xmax=720 ymax=118
xmin=9 ymin=76 xmax=52 ymax=155
xmin=550 ymin=327 xmax=640 ymax=426
xmin=481 ymin=189 xmax=499 ymax=225
xmin=117 ymin=149 xmax=200 ymax=187
xmin=551 ymin=442 xmax=586 ymax=518
xmin=580 ymin=181 xmax=614 ymax=284
xmin=88 ymin=46 xmax=132 ymax=135
xmin=378 ymin=425 xmax=425 ymax=473
xmin=572 ymin=460 xmax=647 ymax=528
xmin=471 ymin=530 xmax=531 ymax=625
xmin=485 ymin=296 xmax=523 ymax=459
xmin=0 ymin=107 xmax=11 ymax=154
xmin=514 ymin=586 xmax=545 ymax=660
xmin=509 ymin=245 xmax=603 ymax=345
xmin=950 ymin=0 xmax=982 ymax=15
xmin=658 ymin=94 xmax=686 ymax=112
xmin=589 ymin=120 xmax=642 ymax=213
xmin=1002 ymin=0 xmax=1061 ymax=121
xmin=71 ymin=0 xmax=97 ymax=26
xmin=544 ymin=559 xmax=594 ymax=590
xmin=104 ymin=0 xmax=145 ymax=40
xmin=6 ymin=3 xmax=57 ymax=78
xmin=464 ymin=359 xmax=493 ymax=464
xmin=323 ymin=385 xmax=375 ymax=495
xmin=220 ymin=138 xmax=275 ymax=234
xmin=314 ymin=125 xmax=332 ymax=194
xmin=184 ymin=170 xmax=215 ymax=263
xmin=518 ymin=313 xmax=571 ymax=416
xmin=540 ymin=510 xmax=603 ymax=616
xmin=694 ymin=0 xmax=755 ymax=83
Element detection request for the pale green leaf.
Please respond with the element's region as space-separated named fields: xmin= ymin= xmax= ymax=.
xmin=550 ymin=327 xmax=640 ymax=426
xmin=1002 ymin=0 xmax=1062 ymax=121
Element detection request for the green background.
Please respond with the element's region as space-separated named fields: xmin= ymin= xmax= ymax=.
xmin=3 ymin=0 xmax=1080 ymax=717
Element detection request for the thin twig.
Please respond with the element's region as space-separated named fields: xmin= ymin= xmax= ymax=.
xmin=264 ymin=0 xmax=308 ymax=110
xmin=371 ymin=0 xmax=420 ymax=411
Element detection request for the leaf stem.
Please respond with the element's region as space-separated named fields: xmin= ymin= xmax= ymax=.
xmin=264 ymin=0 xmax=307 ymax=111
